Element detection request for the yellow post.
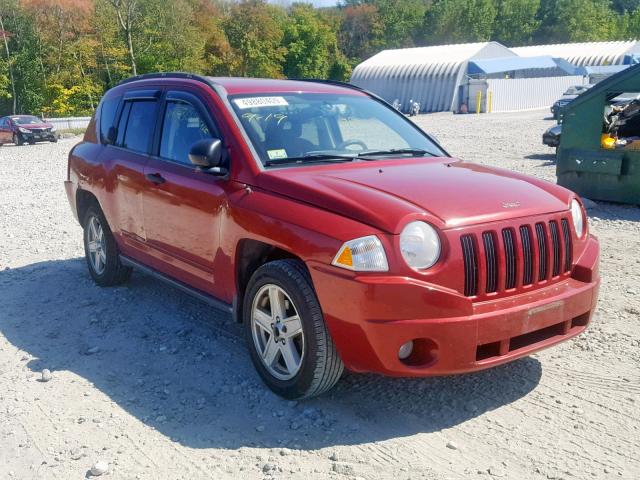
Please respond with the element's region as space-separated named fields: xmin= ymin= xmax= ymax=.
xmin=488 ymin=91 xmax=493 ymax=114
xmin=476 ymin=90 xmax=482 ymax=114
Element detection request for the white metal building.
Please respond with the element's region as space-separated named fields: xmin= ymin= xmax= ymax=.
xmin=350 ymin=42 xmax=516 ymax=113
xmin=351 ymin=40 xmax=640 ymax=114
xmin=512 ymin=41 xmax=640 ymax=67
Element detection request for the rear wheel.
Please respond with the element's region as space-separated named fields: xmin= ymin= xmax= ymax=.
xmin=243 ymin=259 xmax=343 ymax=399
xmin=82 ymin=205 xmax=131 ymax=286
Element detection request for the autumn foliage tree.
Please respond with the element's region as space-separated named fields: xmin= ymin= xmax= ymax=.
xmin=0 ymin=0 xmax=639 ymax=116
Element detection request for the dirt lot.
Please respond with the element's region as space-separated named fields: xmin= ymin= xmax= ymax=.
xmin=1 ymin=110 xmax=639 ymax=480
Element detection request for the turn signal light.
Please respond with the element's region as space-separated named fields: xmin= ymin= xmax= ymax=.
xmin=332 ymin=235 xmax=389 ymax=272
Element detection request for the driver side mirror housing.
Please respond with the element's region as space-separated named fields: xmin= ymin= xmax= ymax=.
xmin=189 ymin=138 xmax=223 ymax=172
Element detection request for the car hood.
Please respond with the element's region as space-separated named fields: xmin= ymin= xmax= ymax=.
xmin=545 ymin=124 xmax=562 ymax=135
xmin=256 ymin=157 xmax=572 ymax=234
xmin=18 ymin=123 xmax=52 ymax=129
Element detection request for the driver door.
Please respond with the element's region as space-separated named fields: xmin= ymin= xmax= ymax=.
xmin=141 ymin=90 xmax=227 ymax=297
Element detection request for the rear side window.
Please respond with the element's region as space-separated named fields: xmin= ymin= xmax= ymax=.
xmin=117 ymin=100 xmax=158 ymax=153
xmin=160 ymin=101 xmax=212 ymax=165
xmin=99 ymin=96 xmax=121 ymax=144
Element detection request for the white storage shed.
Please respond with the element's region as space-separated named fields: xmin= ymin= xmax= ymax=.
xmin=512 ymin=41 xmax=640 ymax=67
xmin=350 ymin=42 xmax=516 ymax=113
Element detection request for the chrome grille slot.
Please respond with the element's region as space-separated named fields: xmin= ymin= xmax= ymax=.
xmin=549 ymin=220 xmax=561 ymax=277
xmin=561 ymin=218 xmax=572 ymax=272
xmin=482 ymin=232 xmax=498 ymax=293
xmin=535 ymin=222 xmax=548 ymax=281
xmin=461 ymin=234 xmax=478 ymax=297
xmin=519 ymin=225 xmax=534 ymax=285
xmin=502 ymin=228 xmax=516 ymax=290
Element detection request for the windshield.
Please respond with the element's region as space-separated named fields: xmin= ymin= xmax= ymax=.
xmin=564 ymin=85 xmax=590 ymax=96
xmin=12 ymin=116 xmax=42 ymax=125
xmin=229 ymin=93 xmax=445 ymax=166
xmin=611 ymin=92 xmax=640 ymax=102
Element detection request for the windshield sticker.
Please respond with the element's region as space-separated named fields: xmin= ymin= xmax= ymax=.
xmin=267 ymin=149 xmax=288 ymax=160
xmin=234 ymin=96 xmax=289 ymax=109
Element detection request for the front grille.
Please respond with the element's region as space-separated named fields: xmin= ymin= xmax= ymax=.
xmin=460 ymin=217 xmax=573 ymax=297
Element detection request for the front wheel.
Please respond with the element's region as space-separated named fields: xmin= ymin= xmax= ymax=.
xmin=243 ymin=260 xmax=343 ymax=399
xmin=82 ymin=205 xmax=132 ymax=286
xmin=13 ymin=133 xmax=24 ymax=146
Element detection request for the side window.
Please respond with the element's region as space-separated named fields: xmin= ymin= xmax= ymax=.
xmin=0 ymin=118 xmax=5 ymax=128
xmin=118 ymin=100 xmax=158 ymax=153
xmin=116 ymin=102 xmax=132 ymax=146
xmin=160 ymin=101 xmax=212 ymax=165
xmin=99 ymin=96 xmax=121 ymax=144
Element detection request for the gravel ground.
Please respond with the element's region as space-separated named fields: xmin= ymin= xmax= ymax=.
xmin=1 ymin=110 xmax=639 ymax=480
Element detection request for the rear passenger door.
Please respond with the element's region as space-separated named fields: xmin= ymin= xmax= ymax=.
xmin=0 ymin=118 xmax=10 ymax=143
xmin=100 ymin=89 xmax=160 ymax=252
xmin=141 ymin=90 xmax=227 ymax=297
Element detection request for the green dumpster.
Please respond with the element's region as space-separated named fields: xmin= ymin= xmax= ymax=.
xmin=557 ymin=63 xmax=640 ymax=205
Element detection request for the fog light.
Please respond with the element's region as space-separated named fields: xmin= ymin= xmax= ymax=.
xmin=398 ymin=340 xmax=414 ymax=360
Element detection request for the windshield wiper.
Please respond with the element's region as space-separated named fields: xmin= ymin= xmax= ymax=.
xmin=357 ymin=148 xmax=436 ymax=158
xmin=265 ymin=153 xmax=359 ymax=167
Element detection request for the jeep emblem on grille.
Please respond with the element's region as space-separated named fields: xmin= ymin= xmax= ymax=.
xmin=502 ymin=201 xmax=521 ymax=208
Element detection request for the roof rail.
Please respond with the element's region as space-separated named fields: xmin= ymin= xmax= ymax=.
xmin=289 ymin=77 xmax=367 ymax=92
xmin=117 ymin=71 xmax=214 ymax=87
xmin=290 ymin=77 xmax=395 ymax=107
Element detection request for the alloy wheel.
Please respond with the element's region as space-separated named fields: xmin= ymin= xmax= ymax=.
xmin=86 ymin=215 xmax=107 ymax=275
xmin=251 ymin=284 xmax=305 ymax=380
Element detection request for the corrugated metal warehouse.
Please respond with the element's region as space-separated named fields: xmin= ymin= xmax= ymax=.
xmin=351 ymin=41 xmax=639 ymax=114
xmin=512 ymin=41 xmax=640 ymax=67
xmin=350 ymin=42 xmax=515 ymax=113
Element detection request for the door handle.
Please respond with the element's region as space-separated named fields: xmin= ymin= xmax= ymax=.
xmin=145 ymin=172 xmax=166 ymax=185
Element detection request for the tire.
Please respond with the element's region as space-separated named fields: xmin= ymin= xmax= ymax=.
xmin=82 ymin=204 xmax=132 ymax=287
xmin=243 ymin=259 xmax=343 ymax=399
xmin=50 ymin=137 xmax=58 ymax=143
xmin=13 ymin=133 xmax=24 ymax=146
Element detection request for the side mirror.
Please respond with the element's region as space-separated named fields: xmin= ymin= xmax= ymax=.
xmin=106 ymin=126 xmax=117 ymax=145
xmin=189 ymin=138 xmax=223 ymax=169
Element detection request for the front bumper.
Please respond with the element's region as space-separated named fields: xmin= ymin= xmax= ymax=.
xmin=309 ymin=235 xmax=599 ymax=376
xmin=543 ymin=133 xmax=560 ymax=148
xmin=20 ymin=130 xmax=56 ymax=141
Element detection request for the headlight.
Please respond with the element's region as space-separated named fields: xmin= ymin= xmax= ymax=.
xmin=400 ymin=221 xmax=441 ymax=270
xmin=332 ymin=235 xmax=388 ymax=272
xmin=50 ymin=126 xmax=56 ymax=132
xmin=18 ymin=127 xmax=29 ymax=133
xmin=571 ymin=199 xmax=585 ymax=237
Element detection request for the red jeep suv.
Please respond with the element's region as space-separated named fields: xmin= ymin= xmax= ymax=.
xmin=65 ymin=73 xmax=600 ymax=399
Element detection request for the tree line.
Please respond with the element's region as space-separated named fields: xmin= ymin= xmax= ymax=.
xmin=1 ymin=0 xmax=640 ymax=117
